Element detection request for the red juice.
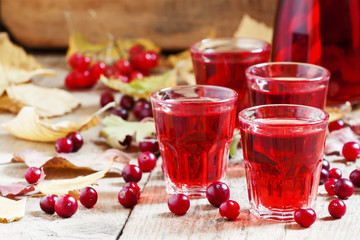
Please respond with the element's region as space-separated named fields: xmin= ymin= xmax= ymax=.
xmin=239 ymin=105 xmax=329 ymax=221
xmin=272 ymin=0 xmax=360 ymax=103
xmin=191 ymin=38 xmax=270 ymax=111
xmin=151 ymin=85 xmax=237 ymax=196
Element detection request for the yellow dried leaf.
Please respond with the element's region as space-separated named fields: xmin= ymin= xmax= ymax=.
xmin=0 ymin=197 xmax=26 ymax=223
xmin=37 ymin=158 xmax=113 ymax=196
xmin=324 ymin=101 xmax=352 ymax=122
xmin=67 ymin=31 xmax=160 ymax=63
xmin=0 ymin=65 xmax=56 ymax=85
xmin=1 ymin=102 xmax=115 ymax=142
xmin=3 ymin=84 xmax=80 ymax=117
xmin=167 ymin=51 xmax=195 ymax=85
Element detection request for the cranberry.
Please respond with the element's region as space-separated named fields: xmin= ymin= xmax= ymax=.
xmin=100 ymin=92 xmax=115 ymax=108
xmin=334 ymin=178 xmax=355 ymax=199
xmin=119 ymin=135 xmax=133 ymax=149
xmin=130 ymin=71 xmax=145 ymax=81
xmin=322 ymin=158 xmax=330 ymax=171
xmin=120 ymin=95 xmax=135 ymax=110
xmin=40 ymin=194 xmax=58 ymax=214
xmin=89 ymin=62 xmax=108 ymax=85
xmin=68 ymin=53 xmax=91 ymax=71
xmin=110 ymin=107 xmax=129 ymax=120
xmin=319 ymin=168 xmax=329 ymax=185
xmin=206 ymin=182 xmax=230 ymax=207
xmin=79 ymin=187 xmax=98 ymax=208
xmin=328 ymin=168 xmax=342 ymax=179
xmin=349 ymin=169 xmax=360 ymax=187
xmin=219 ymin=200 xmax=240 ymax=220
xmin=123 ymin=182 xmax=141 ymax=199
xmin=328 ymin=119 xmax=346 ymax=132
xmin=66 ymin=131 xmax=83 ymax=152
xmin=122 ymin=164 xmax=142 ymax=183
xmin=55 ymin=137 xmax=73 ymax=153
xmin=55 ymin=194 xmax=78 ymax=218
xmin=118 ymin=187 xmax=138 ymax=208
xmin=113 ymin=59 xmax=133 ymax=75
xmin=133 ymin=99 xmax=153 ymax=121
xmin=328 ymin=199 xmax=346 ymax=219
xmin=324 ymin=178 xmax=338 ymax=195
xmin=167 ymin=194 xmax=190 ymax=215
xmin=294 ymin=208 xmax=316 ymax=228
xmin=342 ymin=141 xmax=360 ymax=161
xmin=25 ymin=167 xmax=42 ymax=184
xmin=139 ymin=137 xmax=159 ymax=153
xmin=137 ymin=151 xmax=157 ymax=172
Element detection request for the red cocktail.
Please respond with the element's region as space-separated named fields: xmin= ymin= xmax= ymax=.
xmin=190 ymin=38 xmax=270 ymax=111
xmin=239 ymin=104 xmax=329 ymax=221
xmin=151 ymin=85 xmax=237 ymax=196
xmin=246 ymin=62 xmax=330 ymax=109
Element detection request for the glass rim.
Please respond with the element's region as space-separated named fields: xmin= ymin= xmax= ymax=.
xmin=245 ymin=62 xmax=331 ymax=83
xmin=190 ymin=37 xmax=271 ymax=54
xmin=238 ymin=104 xmax=330 ymax=127
xmin=150 ymin=85 xmax=238 ymax=106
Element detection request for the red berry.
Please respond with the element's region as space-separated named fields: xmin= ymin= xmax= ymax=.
xmin=322 ymin=159 xmax=330 ymax=171
xmin=206 ymin=182 xmax=230 ymax=207
xmin=25 ymin=167 xmax=42 ymax=184
xmin=324 ymin=178 xmax=338 ymax=195
xmin=113 ymin=59 xmax=133 ymax=75
xmin=120 ymin=95 xmax=135 ymax=110
xmin=66 ymin=131 xmax=83 ymax=152
xmin=118 ymin=187 xmax=138 ymax=208
xmin=138 ymin=151 xmax=157 ymax=172
xmin=55 ymin=194 xmax=78 ymax=218
xmin=132 ymin=51 xmax=159 ymax=71
xmin=130 ymin=71 xmax=145 ymax=81
xmin=123 ymin=182 xmax=141 ymax=199
xmin=167 ymin=194 xmax=190 ymax=215
xmin=100 ymin=92 xmax=115 ymax=107
xmin=342 ymin=141 xmax=360 ymax=161
xmin=219 ymin=200 xmax=240 ymax=220
xmin=328 ymin=119 xmax=346 ymax=132
xmin=79 ymin=187 xmax=98 ymax=208
xmin=110 ymin=107 xmax=129 ymax=120
xmin=75 ymin=70 xmax=91 ymax=88
xmin=139 ymin=137 xmax=159 ymax=153
xmin=319 ymin=168 xmax=329 ymax=185
xmin=349 ymin=169 xmax=360 ymax=187
xmin=40 ymin=194 xmax=58 ymax=214
xmin=328 ymin=199 xmax=346 ymax=219
xmin=112 ymin=73 xmax=130 ymax=83
xmin=68 ymin=53 xmax=91 ymax=71
xmin=64 ymin=70 xmax=79 ymax=89
xmin=89 ymin=62 xmax=107 ymax=85
xmin=119 ymin=135 xmax=133 ymax=149
xmin=133 ymin=99 xmax=153 ymax=121
xmin=328 ymin=168 xmax=342 ymax=179
xmin=55 ymin=137 xmax=73 ymax=153
xmin=129 ymin=45 xmax=144 ymax=59
xmin=122 ymin=164 xmax=142 ymax=183
xmin=294 ymin=208 xmax=316 ymax=228
xmin=334 ymin=178 xmax=355 ymax=199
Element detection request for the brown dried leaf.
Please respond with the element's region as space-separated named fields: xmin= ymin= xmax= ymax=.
xmin=0 ymin=183 xmax=35 ymax=197
xmin=325 ymin=127 xmax=360 ymax=155
xmin=344 ymin=108 xmax=360 ymax=135
xmin=37 ymin=157 xmax=113 ymax=196
xmin=0 ymin=197 xmax=26 ymax=223
xmin=2 ymin=102 xmax=114 ymax=142
xmin=325 ymin=102 xmax=352 ymax=123
xmin=3 ymin=84 xmax=80 ymax=117
xmin=13 ymin=149 xmax=130 ymax=175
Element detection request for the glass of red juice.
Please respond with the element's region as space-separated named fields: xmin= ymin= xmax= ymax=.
xmin=151 ymin=85 xmax=238 ymax=196
xmin=246 ymin=62 xmax=330 ymax=109
xmin=190 ymin=38 xmax=271 ymax=112
xmin=239 ymin=104 xmax=329 ymax=222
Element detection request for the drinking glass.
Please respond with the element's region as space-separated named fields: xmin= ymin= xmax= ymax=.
xmin=239 ymin=104 xmax=329 ymax=221
xmin=151 ymin=85 xmax=238 ymax=196
xmin=246 ymin=62 xmax=330 ymax=109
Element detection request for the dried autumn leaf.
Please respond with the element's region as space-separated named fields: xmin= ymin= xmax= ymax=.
xmin=324 ymin=101 xmax=352 ymax=123
xmin=66 ymin=31 xmax=160 ymax=63
xmin=2 ymin=102 xmax=114 ymax=142
xmin=0 ymin=84 xmax=80 ymax=117
xmin=37 ymin=157 xmax=113 ymax=196
xmin=13 ymin=149 xmax=130 ymax=175
xmin=100 ymin=115 xmax=156 ymax=149
xmin=325 ymin=127 xmax=360 ymax=155
xmin=101 ymin=70 xmax=176 ymax=98
xmin=0 ymin=197 xmax=26 ymax=223
xmin=343 ymin=108 xmax=360 ymax=135
xmin=0 ymin=183 xmax=35 ymax=197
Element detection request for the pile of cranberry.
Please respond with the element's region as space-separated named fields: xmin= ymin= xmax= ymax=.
xmin=65 ymin=46 xmax=159 ymax=89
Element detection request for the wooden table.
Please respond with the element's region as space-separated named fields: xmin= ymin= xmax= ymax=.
xmin=1 ymin=54 xmax=360 ymax=240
